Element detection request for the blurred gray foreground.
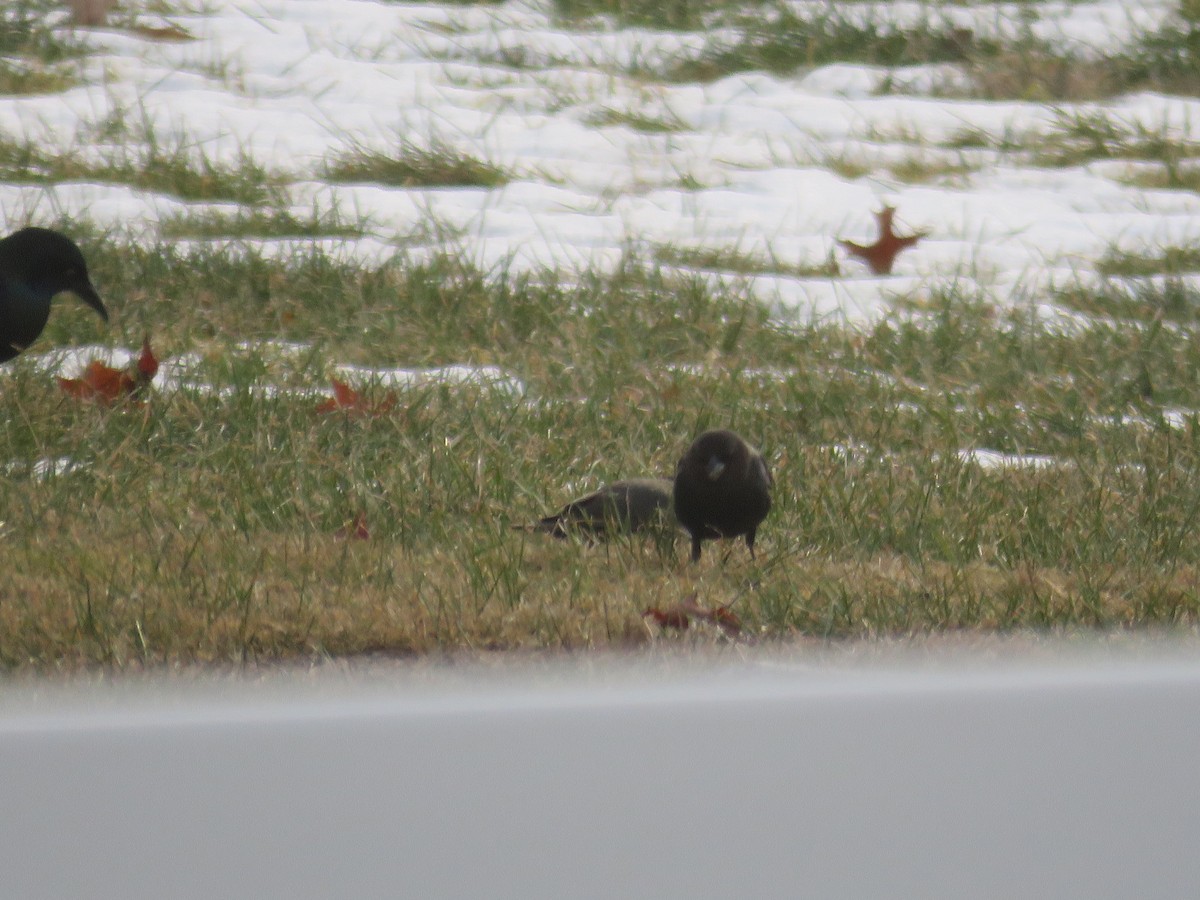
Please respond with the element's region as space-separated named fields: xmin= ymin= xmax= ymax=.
xmin=3 ymin=642 xmax=1200 ymax=899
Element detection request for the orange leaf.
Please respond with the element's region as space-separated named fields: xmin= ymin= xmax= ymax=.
xmin=136 ymin=336 xmax=159 ymax=382
xmin=56 ymin=374 xmax=95 ymax=400
xmin=335 ymin=511 xmax=370 ymax=540
xmin=316 ymin=378 xmax=398 ymax=417
xmin=331 ymin=378 xmax=359 ymax=407
xmin=58 ymin=338 xmax=160 ymax=406
xmin=315 ymin=378 xmax=359 ymax=413
xmin=642 ymin=606 xmax=690 ymax=630
xmin=837 ymin=206 xmax=927 ymax=275
xmin=678 ymin=594 xmax=743 ymax=637
xmin=58 ymin=360 xmax=128 ymax=403
xmin=707 ymin=605 xmax=743 ymax=637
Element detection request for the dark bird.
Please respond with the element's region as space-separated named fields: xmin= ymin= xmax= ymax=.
xmin=0 ymin=227 xmax=107 ymax=363
xmin=673 ymin=429 xmax=772 ymax=562
xmin=523 ymin=477 xmax=675 ymax=540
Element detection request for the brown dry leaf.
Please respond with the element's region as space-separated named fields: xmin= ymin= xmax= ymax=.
xmin=837 ymin=206 xmax=928 ymax=275
xmin=643 ymin=592 xmax=744 ymax=638
xmin=335 ymin=512 xmax=371 ymax=541
xmin=642 ymin=606 xmax=690 ymax=630
xmin=58 ymin=360 xmax=127 ymax=403
xmin=58 ymin=337 xmax=159 ymax=405
xmin=133 ymin=335 xmax=159 ymax=385
xmin=678 ymin=595 xmax=743 ymax=637
xmin=316 ymin=378 xmax=399 ymax=417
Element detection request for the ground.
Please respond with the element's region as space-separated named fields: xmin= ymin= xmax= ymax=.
xmin=1 ymin=0 xmax=1200 ymax=670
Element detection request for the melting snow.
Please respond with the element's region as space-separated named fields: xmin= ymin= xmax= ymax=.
xmin=957 ymin=449 xmax=1062 ymax=471
xmin=3 ymin=0 xmax=1196 ymax=475
xmin=332 ymin=362 xmax=526 ymax=395
xmin=4 ymin=456 xmax=87 ymax=480
xmin=0 ymin=0 xmax=1195 ymax=326
xmin=6 ymin=341 xmax=526 ymax=400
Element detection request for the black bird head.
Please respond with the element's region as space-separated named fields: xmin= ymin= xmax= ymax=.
xmin=0 ymin=227 xmax=107 ymax=363
xmin=677 ymin=429 xmax=770 ymax=488
xmin=0 ymin=227 xmax=108 ymax=322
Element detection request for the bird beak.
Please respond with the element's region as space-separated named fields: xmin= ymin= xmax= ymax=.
xmin=706 ymin=456 xmax=726 ymax=480
xmin=74 ymin=281 xmax=108 ymax=322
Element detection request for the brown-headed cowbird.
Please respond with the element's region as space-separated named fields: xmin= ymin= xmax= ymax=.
xmin=523 ymin=477 xmax=674 ymax=539
xmin=0 ymin=227 xmax=107 ymax=363
xmin=673 ymin=429 xmax=772 ymax=562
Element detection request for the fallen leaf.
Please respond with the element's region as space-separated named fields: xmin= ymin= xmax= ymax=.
xmin=642 ymin=606 xmax=690 ymax=630
xmin=837 ymin=206 xmax=928 ymax=275
xmin=134 ymin=336 xmax=159 ymax=383
xmin=706 ymin=605 xmax=743 ymax=637
xmin=335 ymin=511 xmax=370 ymax=540
xmin=678 ymin=595 xmax=743 ymax=637
xmin=316 ymin=378 xmax=398 ymax=417
xmin=315 ymin=378 xmax=358 ymax=413
xmin=58 ymin=360 xmax=126 ymax=403
xmin=57 ymin=337 xmax=160 ymax=405
xmin=643 ymin=593 xmax=743 ymax=637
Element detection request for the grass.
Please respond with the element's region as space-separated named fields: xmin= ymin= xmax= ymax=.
xmin=1119 ymin=162 xmax=1200 ymax=193
xmin=1099 ymin=246 xmax=1200 ymax=278
xmin=547 ymin=0 xmax=1200 ymax=100
xmin=1 ymin=1 xmax=88 ymax=63
xmin=552 ymin=0 xmax=739 ymax=31
xmin=658 ymin=6 xmax=992 ymax=84
xmin=1116 ymin=9 xmax=1200 ymax=97
xmin=0 ymin=59 xmax=79 ymax=96
xmin=7 ymin=2 xmax=1200 ymax=671
xmin=409 ymin=1 xmax=1200 ymax=102
xmin=653 ymin=244 xmax=840 ymax=278
xmin=5 ymin=237 xmax=1200 ymax=671
xmin=816 ymin=145 xmax=980 ymax=184
xmin=1052 ymin=276 xmax=1200 ymax=327
xmin=1056 ymin=244 xmax=1200 ymax=332
xmin=0 ymin=0 xmax=90 ymax=94
xmin=583 ymin=106 xmax=689 ymax=134
xmin=74 ymin=240 xmax=566 ymax=359
xmin=873 ymin=111 xmax=1200 ymax=187
xmin=159 ymin=206 xmax=370 ymax=241
xmin=0 ymin=131 xmax=287 ymax=205
xmin=1027 ymin=111 xmax=1200 ymax=170
xmin=324 ymin=138 xmax=510 ymax=189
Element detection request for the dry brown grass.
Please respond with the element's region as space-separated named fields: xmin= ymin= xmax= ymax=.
xmin=0 ymin=516 xmax=742 ymax=668
xmin=3 ymin=237 xmax=1200 ymax=674
xmin=65 ymin=0 xmax=117 ymax=26
xmin=7 ymin=507 xmax=1200 ymax=672
xmin=964 ymin=53 xmax=1122 ymax=102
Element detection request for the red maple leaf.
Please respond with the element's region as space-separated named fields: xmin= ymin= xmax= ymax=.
xmin=58 ymin=360 xmax=126 ymax=402
xmin=134 ymin=336 xmax=159 ymax=383
xmin=837 ymin=206 xmax=928 ymax=275
xmin=315 ymin=378 xmax=359 ymax=413
xmin=335 ymin=511 xmax=371 ymax=540
xmin=58 ymin=336 xmax=159 ymax=405
xmin=642 ymin=606 xmax=690 ymax=630
xmin=316 ymin=378 xmax=398 ymax=417
xmin=643 ymin=594 xmax=743 ymax=637
xmin=678 ymin=595 xmax=743 ymax=637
